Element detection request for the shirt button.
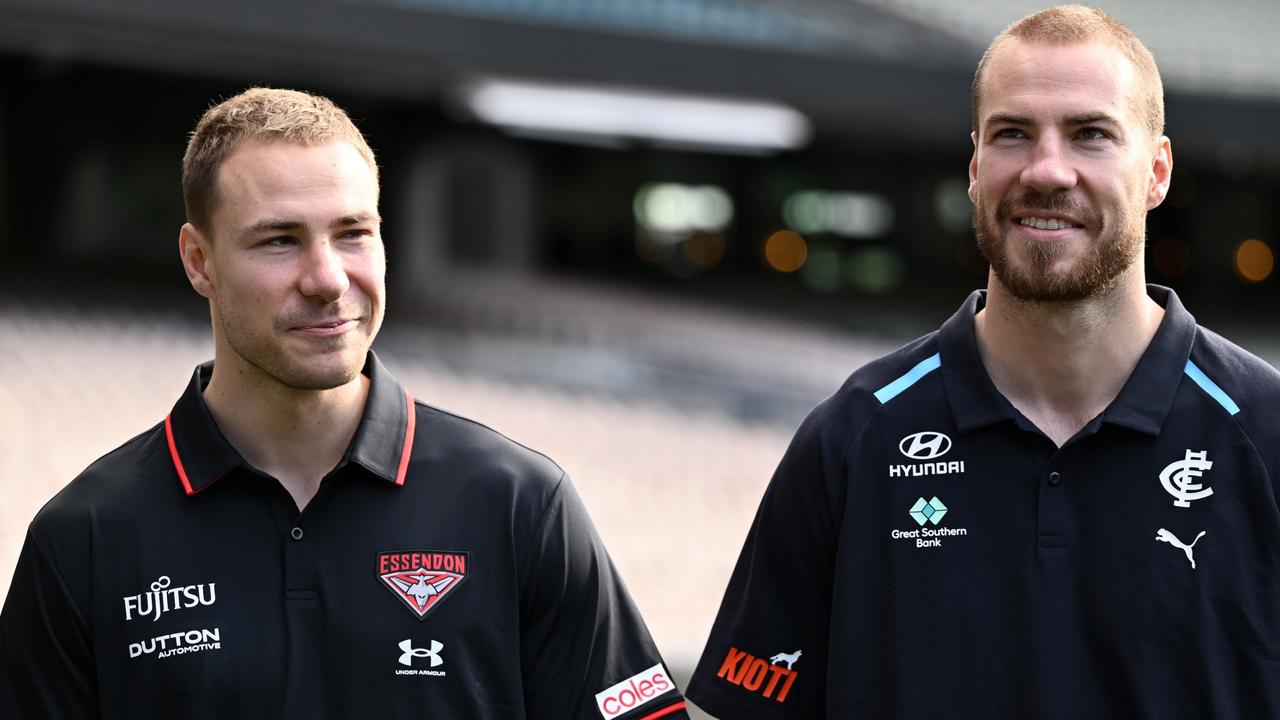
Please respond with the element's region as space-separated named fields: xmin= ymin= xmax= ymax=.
xmin=1048 ymin=471 xmax=1062 ymax=486
xmin=290 ymin=527 xmax=304 ymax=541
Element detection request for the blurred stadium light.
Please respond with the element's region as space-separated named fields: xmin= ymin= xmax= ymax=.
xmin=2 ymin=4 xmax=1280 ymax=714
xmin=456 ymin=77 xmax=812 ymax=153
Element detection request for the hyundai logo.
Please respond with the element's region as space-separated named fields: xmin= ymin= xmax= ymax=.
xmin=899 ymin=432 xmax=951 ymax=460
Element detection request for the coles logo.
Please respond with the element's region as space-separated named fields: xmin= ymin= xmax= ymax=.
xmin=594 ymin=663 xmax=676 ymax=720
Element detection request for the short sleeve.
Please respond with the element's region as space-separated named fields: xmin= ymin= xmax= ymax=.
xmin=0 ymin=527 xmax=98 ymax=718
xmin=686 ymin=403 xmax=844 ymax=719
xmin=518 ymin=473 xmax=689 ymax=720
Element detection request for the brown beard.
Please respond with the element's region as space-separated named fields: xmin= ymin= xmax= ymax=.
xmin=973 ymin=189 xmax=1145 ymax=303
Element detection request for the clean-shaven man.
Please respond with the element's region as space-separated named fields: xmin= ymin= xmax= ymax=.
xmin=1 ymin=88 xmax=689 ymax=720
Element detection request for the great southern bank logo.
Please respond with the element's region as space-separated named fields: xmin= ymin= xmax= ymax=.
xmin=890 ymin=431 xmax=964 ymax=478
xmin=909 ymin=497 xmax=948 ymax=525
xmin=891 ymin=496 xmax=968 ymax=549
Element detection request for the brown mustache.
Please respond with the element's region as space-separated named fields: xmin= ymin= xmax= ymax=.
xmin=995 ymin=192 xmax=1100 ymax=229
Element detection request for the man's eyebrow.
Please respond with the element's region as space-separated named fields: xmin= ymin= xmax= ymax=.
xmin=984 ymin=112 xmax=1121 ymax=127
xmin=244 ymin=218 xmax=302 ymax=235
xmin=1063 ymin=112 xmax=1120 ymax=127
xmin=985 ymin=112 xmax=1033 ymax=127
xmin=331 ymin=213 xmax=380 ymax=229
xmin=240 ymin=214 xmax=380 ymax=235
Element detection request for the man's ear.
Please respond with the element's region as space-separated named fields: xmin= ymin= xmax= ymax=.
xmin=179 ymin=223 xmax=216 ymax=300
xmin=1147 ymin=135 xmax=1173 ymax=211
xmin=968 ymin=131 xmax=979 ymax=204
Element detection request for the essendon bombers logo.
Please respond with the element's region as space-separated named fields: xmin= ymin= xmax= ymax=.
xmin=376 ymin=550 xmax=469 ymax=621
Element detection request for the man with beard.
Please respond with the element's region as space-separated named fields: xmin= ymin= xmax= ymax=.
xmin=0 ymin=88 xmax=689 ymax=720
xmin=687 ymin=5 xmax=1280 ymax=719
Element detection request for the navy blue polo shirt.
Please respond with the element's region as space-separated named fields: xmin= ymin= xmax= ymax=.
xmin=687 ymin=286 xmax=1280 ymax=719
xmin=1 ymin=352 xmax=689 ymax=720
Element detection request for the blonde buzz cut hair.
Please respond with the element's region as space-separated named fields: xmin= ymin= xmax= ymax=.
xmin=971 ymin=4 xmax=1164 ymax=138
xmin=181 ymin=87 xmax=378 ymax=233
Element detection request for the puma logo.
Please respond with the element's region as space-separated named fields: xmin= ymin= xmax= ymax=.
xmin=1155 ymin=528 xmax=1206 ymax=569
xmin=770 ymin=650 xmax=802 ymax=670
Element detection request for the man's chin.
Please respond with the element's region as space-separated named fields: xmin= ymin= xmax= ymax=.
xmin=992 ymin=263 xmax=1119 ymax=304
xmin=275 ymin=363 xmax=364 ymax=392
xmin=240 ymin=346 xmax=368 ymax=392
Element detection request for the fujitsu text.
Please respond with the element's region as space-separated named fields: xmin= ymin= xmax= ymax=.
xmin=123 ymin=575 xmax=217 ymax=622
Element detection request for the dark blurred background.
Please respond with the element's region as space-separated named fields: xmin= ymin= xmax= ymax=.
xmin=2 ymin=1 xmax=1277 ymax=712
xmin=4 ymin=0 xmax=1279 ymax=319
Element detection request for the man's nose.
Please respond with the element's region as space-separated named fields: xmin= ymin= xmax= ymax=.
xmin=1019 ymin=137 xmax=1078 ymax=194
xmin=298 ymin=240 xmax=350 ymax=303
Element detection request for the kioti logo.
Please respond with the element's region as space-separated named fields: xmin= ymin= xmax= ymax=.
xmin=716 ymin=646 xmax=799 ymax=703
xmin=594 ymin=663 xmax=676 ymax=720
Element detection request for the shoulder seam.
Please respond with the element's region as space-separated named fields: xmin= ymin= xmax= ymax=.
xmin=515 ymin=470 xmax=569 ymax=589
xmin=24 ymin=528 xmax=90 ymax=630
xmin=413 ymin=400 xmax=565 ymax=474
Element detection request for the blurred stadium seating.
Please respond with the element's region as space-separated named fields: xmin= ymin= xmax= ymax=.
xmin=3 ymin=3 xmax=1280 ymax=716
xmin=0 ymin=269 xmax=899 ymax=710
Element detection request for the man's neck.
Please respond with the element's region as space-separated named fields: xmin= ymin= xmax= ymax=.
xmin=202 ymin=355 xmax=371 ymax=511
xmin=974 ymin=270 xmax=1164 ymax=447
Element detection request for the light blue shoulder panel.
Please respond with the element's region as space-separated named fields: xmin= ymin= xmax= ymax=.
xmin=1184 ymin=360 xmax=1240 ymax=416
xmin=874 ymin=353 xmax=942 ymax=405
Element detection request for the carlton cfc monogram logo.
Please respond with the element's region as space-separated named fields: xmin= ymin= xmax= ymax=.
xmin=1160 ymin=450 xmax=1214 ymax=508
xmin=376 ymin=550 xmax=469 ymax=620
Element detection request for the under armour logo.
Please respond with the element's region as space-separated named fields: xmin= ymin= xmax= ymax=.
xmin=398 ymin=639 xmax=444 ymax=667
xmin=1160 ymin=449 xmax=1214 ymax=508
xmin=1155 ymin=529 xmax=1206 ymax=569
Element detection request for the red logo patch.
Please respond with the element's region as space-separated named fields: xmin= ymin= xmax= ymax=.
xmin=376 ymin=550 xmax=469 ymax=621
xmin=716 ymin=646 xmax=799 ymax=703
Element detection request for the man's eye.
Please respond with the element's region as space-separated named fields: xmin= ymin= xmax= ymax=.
xmin=992 ymin=128 xmax=1026 ymax=140
xmin=262 ymin=236 xmax=296 ymax=247
xmin=1077 ymin=127 xmax=1109 ymax=141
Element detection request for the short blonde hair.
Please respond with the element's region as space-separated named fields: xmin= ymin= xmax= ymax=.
xmin=971 ymin=4 xmax=1164 ymax=137
xmin=182 ymin=87 xmax=378 ymax=231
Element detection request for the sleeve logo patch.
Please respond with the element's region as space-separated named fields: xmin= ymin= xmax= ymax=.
xmin=376 ymin=550 xmax=469 ymax=621
xmin=595 ymin=663 xmax=676 ymax=719
xmin=716 ymin=646 xmax=799 ymax=703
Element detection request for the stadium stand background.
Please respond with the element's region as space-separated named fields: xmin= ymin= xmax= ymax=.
xmin=2 ymin=1 xmax=1278 ymax=714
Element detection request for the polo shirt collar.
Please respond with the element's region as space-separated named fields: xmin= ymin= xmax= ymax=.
xmin=939 ymin=284 xmax=1195 ymax=437
xmin=939 ymin=290 xmax=1015 ymax=433
xmin=164 ymin=350 xmax=416 ymax=496
xmin=1100 ymin=285 xmax=1196 ymax=434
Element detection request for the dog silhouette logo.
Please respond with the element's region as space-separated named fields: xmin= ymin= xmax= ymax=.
xmin=769 ymin=650 xmax=802 ymax=670
xmin=1155 ymin=528 xmax=1206 ymax=569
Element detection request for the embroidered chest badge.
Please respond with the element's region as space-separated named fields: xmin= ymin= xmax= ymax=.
xmin=376 ymin=550 xmax=469 ymax=620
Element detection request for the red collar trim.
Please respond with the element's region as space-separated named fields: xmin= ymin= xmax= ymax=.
xmin=395 ymin=390 xmax=416 ymax=486
xmin=164 ymin=412 xmax=202 ymax=497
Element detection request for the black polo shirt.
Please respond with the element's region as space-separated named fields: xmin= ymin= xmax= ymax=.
xmin=1 ymin=352 xmax=689 ymax=720
xmin=687 ymin=286 xmax=1280 ymax=719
